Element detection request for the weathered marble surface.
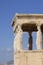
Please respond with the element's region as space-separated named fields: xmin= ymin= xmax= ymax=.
xmin=12 ymin=14 xmax=43 ymax=65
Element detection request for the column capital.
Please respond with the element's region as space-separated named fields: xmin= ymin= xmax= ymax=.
xmin=37 ymin=25 xmax=41 ymax=31
xmin=14 ymin=24 xmax=22 ymax=35
xmin=29 ymin=31 xmax=32 ymax=36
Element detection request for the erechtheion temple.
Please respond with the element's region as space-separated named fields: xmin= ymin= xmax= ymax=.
xmin=12 ymin=14 xmax=43 ymax=65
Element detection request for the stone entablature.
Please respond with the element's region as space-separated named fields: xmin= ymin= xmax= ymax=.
xmin=12 ymin=14 xmax=43 ymax=26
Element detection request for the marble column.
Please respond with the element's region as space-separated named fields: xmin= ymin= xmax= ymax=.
xmin=28 ymin=32 xmax=32 ymax=50
xmin=14 ymin=24 xmax=23 ymax=53
xmin=36 ymin=25 xmax=42 ymax=50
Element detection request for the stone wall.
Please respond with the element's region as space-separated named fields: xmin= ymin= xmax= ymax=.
xmin=14 ymin=50 xmax=43 ymax=65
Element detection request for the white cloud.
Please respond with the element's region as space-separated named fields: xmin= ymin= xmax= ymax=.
xmin=6 ymin=48 xmax=12 ymax=51
xmin=0 ymin=48 xmax=13 ymax=52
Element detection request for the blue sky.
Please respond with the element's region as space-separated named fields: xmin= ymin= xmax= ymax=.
xmin=0 ymin=0 xmax=43 ymax=63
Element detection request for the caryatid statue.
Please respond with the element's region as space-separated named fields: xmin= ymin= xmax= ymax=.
xmin=14 ymin=24 xmax=23 ymax=53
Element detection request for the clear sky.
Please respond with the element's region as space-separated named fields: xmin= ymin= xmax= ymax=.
xmin=0 ymin=0 xmax=43 ymax=63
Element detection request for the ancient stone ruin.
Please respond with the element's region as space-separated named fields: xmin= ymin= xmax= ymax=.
xmin=12 ymin=14 xmax=43 ymax=65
